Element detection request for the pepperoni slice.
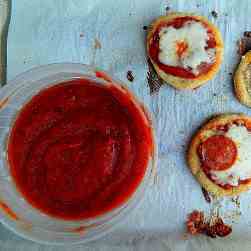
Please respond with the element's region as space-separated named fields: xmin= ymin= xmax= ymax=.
xmin=198 ymin=135 xmax=237 ymax=171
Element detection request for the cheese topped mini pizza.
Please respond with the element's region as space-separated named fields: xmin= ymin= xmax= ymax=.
xmin=147 ymin=12 xmax=224 ymax=90
xmin=187 ymin=114 xmax=251 ymax=197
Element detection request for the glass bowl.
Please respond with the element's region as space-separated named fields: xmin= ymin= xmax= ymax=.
xmin=0 ymin=63 xmax=157 ymax=245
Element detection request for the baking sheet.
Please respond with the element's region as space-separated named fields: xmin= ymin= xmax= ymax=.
xmin=3 ymin=0 xmax=251 ymax=250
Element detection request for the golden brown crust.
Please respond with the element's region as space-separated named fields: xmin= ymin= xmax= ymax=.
xmin=187 ymin=113 xmax=251 ymax=197
xmin=234 ymin=51 xmax=251 ymax=107
xmin=147 ymin=12 xmax=224 ymax=90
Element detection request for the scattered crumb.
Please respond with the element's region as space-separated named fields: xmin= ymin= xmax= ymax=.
xmin=231 ymin=196 xmax=240 ymax=208
xmin=196 ymin=4 xmax=200 ymax=8
xmin=244 ymin=31 xmax=251 ymax=38
xmin=143 ymin=25 xmax=148 ymax=31
xmin=213 ymin=93 xmax=217 ymax=97
xmin=237 ymin=34 xmax=251 ymax=55
xmin=165 ymin=6 xmax=170 ymax=12
xmin=126 ymin=70 xmax=134 ymax=82
xmin=186 ymin=210 xmax=232 ymax=238
xmin=94 ymin=39 xmax=102 ymax=50
xmin=211 ymin=10 xmax=218 ymax=18
xmin=147 ymin=58 xmax=163 ymax=95
xmin=79 ymin=32 xmax=84 ymax=38
xmin=229 ymin=72 xmax=233 ymax=76
xmin=129 ymin=13 xmax=132 ymax=16
xmin=224 ymin=13 xmax=228 ymax=17
xmin=201 ymin=187 xmax=211 ymax=203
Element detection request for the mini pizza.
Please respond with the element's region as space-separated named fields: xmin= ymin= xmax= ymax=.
xmin=234 ymin=51 xmax=251 ymax=107
xmin=147 ymin=12 xmax=224 ymax=89
xmin=187 ymin=114 xmax=251 ymax=197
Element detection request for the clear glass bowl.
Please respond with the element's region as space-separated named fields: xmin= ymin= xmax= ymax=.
xmin=0 ymin=63 xmax=157 ymax=245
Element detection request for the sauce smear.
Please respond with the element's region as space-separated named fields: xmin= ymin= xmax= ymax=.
xmin=7 ymin=79 xmax=153 ymax=220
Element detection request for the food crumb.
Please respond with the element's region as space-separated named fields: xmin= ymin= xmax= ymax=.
xmin=244 ymin=31 xmax=251 ymax=38
xmin=165 ymin=6 xmax=170 ymax=12
xmin=201 ymin=187 xmax=211 ymax=203
xmin=147 ymin=58 xmax=163 ymax=95
xmin=143 ymin=26 xmax=148 ymax=31
xmin=94 ymin=39 xmax=102 ymax=50
xmin=229 ymin=72 xmax=233 ymax=76
xmin=79 ymin=32 xmax=84 ymax=38
xmin=213 ymin=93 xmax=217 ymax=97
xmin=237 ymin=33 xmax=251 ymax=55
xmin=126 ymin=71 xmax=134 ymax=82
xmin=211 ymin=10 xmax=218 ymax=18
xmin=196 ymin=4 xmax=200 ymax=8
xmin=231 ymin=196 xmax=240 ymax=208
xmin=186 ymin=210 xmax=232 ymax=238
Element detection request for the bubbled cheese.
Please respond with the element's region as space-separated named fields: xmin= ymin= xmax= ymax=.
xmin=210 ymin=125 xmax=251 ymax=186
xmin=158 ymin=21 xmax=216 ymax=75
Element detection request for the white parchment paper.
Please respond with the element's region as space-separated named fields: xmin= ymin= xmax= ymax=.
xmin=3 ymin=0 xmax=251 ymax=250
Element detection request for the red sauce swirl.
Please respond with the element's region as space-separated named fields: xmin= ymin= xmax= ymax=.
xmin=7 ymin=79 xmax=153 ymax=220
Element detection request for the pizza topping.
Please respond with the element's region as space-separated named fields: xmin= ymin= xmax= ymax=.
xmin=209 ymin=125 xmax=251 ymax=186
xmin=148 ymin=16 xmax=219 ymax=79
xmin=199 ymin=125 xmax=251 ymax=187
xmin=186 ymin=210 xmax=232 ymax=238
xmin=198 ymin=135 xmax=237 ymax=171
xmin=158 ymin=20 xmax=216 ymax=75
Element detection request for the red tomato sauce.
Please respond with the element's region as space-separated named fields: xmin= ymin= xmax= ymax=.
xmin=148 ymin=16 xmax=216 ymax=79
xmin=7 ymin=79 xmax=153 ymax=220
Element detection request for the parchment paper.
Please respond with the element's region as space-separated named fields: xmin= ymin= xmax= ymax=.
xmin=3 ymin=0 xmax=251 ymax=250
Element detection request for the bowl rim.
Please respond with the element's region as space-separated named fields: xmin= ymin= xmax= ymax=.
xmin=0 ymin=63 xmax=158 ymax=245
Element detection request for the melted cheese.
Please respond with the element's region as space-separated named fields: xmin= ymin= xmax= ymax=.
xmin=158 ymin=21 xmax=216 ymax=75
xmin=210 ymin=125 xmax=251 ymax=186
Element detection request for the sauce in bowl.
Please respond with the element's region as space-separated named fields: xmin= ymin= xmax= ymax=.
xmin=7 ymin=79 xmax=153 ymax=220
